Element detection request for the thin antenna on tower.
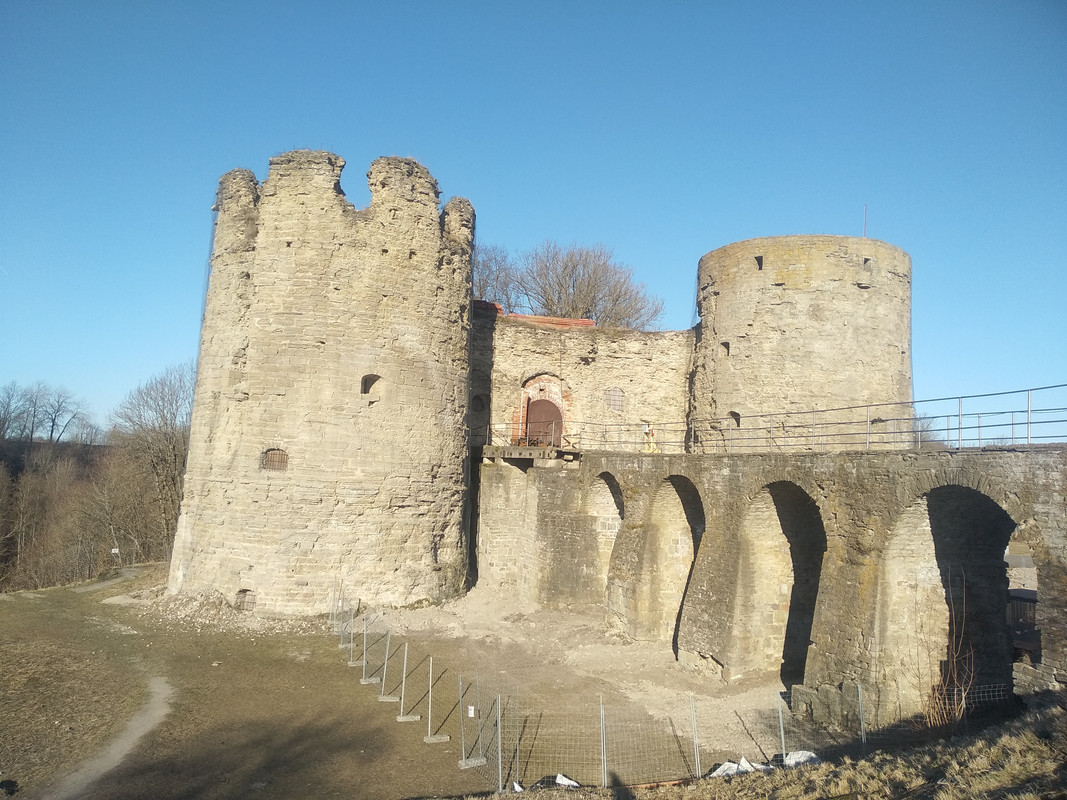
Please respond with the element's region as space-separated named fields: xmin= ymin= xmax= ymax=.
xmin=863 ymin=204 xmax=868 ymax=238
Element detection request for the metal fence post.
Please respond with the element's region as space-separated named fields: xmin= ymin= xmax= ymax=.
xmin=958 ymin=397 xmax=963 ymax=448
xmin=396 ymin=643 xmax=420 ymax=722
xmin=358 ymin=616 xmax=375 ymax=680
xmin=1027 ymin=388 xmax=1032 ymax=444
xmin=496 ymin=695 xmax=503 ymax=793
xmin=858 ymin=684 xmax=867 ymax=753
xmin=378 ymin=631 xmax=399 ymax=702
xmin=475 ymin=674 xmax=484 ymax=760
xmin=600 ymin=695 xmax=608 ymax=789
xmin=777 ymin=695 xmax=787 ymax=765
xmin=514 ymin=695 xmax=521 ymax=787
xmin=346 ymin=606 xmax=359 ymax=666
xmin=458 ymin=675 xmax=466 ymax=760
xmin=458 ymin=674 xmax=486 ymax=769
xmin=424 ymin=656 xmax=450 ymax=743
xmin=690 ymin=694 xmax=701 ymax=778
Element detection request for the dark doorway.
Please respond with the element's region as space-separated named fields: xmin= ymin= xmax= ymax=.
xmin=526 ymin=399 xmax=562 ymax=446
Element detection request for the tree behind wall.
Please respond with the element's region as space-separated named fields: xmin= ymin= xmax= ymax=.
xmin=474 ymin=240 xmax=664 ymax=330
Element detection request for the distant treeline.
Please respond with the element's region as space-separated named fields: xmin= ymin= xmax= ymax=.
xmin=0 ymin=365 xmax=194 ymax=591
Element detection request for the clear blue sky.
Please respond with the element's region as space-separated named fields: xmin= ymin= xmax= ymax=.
xmin=2 ymin=1 xmax=1065 ymax=426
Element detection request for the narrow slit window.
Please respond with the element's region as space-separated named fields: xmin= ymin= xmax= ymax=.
xmin=754 ymin=255 xmax=763 ymax=270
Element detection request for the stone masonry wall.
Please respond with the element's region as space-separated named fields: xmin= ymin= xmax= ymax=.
xmin=472 ymin=313 xmax=694 ymax=450
xmin=690 ymin=236 xmax=912 ymax=451
xmin=169 ymin=151 xmax=474 ymax=614
xmin=481 ymin=446 xmax=1067 ymax=727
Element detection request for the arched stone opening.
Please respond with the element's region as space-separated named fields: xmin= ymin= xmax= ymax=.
xmin=514 ymin=373 xmax=568 ymax=447
xmin=732 ymin=481 xmax=826 ymax=685
xmin=928 ymin=487 xmax=1017 ymax=690
xmin=526 ymin=398 xmax=562 ymax=446
xmin=879 ymin=485 xmax=1017 ymax=719
xmin=1004 ymin=534 xmax=1040 ymax=668
xmin=641 ymin=475 xmax=705 ymax=652
xmin=586 ymin=472 xmax=624 ymax=595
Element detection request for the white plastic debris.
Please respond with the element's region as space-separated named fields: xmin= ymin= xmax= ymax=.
xmin=512 ymin=780 xmax=524 ymax=792
xmin=784 ymin=750 xmax=821 ymax=767
xmin=709 ymin=761 xmax=739 ymax=777
xmin=555 ymin=773 xmax=580 ymax=787
xmin=738 ymin=757 xmax=772 ymax=773
xmin=709 ymin=756 xmax=781 ymax=778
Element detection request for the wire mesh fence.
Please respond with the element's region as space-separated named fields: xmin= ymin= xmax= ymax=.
xmin=328 ymin=587 xmax=1018 ymax=790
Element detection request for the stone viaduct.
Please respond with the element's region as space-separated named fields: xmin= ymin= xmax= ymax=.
xmin=169 ymin=150 xmax=1065 ymax=727
xmin=478 ymin=444 xmax=1066 ymax=725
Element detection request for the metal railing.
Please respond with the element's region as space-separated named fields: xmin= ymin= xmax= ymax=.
xmin=470 ymin=383 xmax=1067 ymax=455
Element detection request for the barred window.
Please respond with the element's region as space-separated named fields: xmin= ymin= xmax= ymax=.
xmin=234 ymin=589 xmax=256 ymax=612
xmin=604 ymin=387 xmax=624 ymax=413
xmin=261 ymin=448 xmax=288 ymax=471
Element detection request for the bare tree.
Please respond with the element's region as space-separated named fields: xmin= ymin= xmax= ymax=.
xmin=18 ymin=382 xmax=48 ymax=441
xmin=108 ymin=361 xmax=195 ymax=554
xmin=41 ymin=386 xmax=83 ymax=443
xmin=0 ymin=382 xmax=85 ymax=442
xmin=476 ymin=240 xmax=664 ymax=330
xmin=0 ymin=382 xmax=24 ymax=440
xmin=472 ymin=243 xmax=518 ymax=312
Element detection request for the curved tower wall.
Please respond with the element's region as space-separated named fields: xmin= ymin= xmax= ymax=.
xmin=168 ymin=151 xmax=474 ymax=613
xmin=690 ymin=236 xmax=912 ymax=448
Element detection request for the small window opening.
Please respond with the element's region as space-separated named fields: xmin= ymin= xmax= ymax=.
xmin=720 ymin=341 xmax=730 ymax=356
xmin=235 ymin=589 xmax=256 ymax=612
xmin=754 ymin=255 xmax=763 ymax=270
xmin=605 ymin=387 xmax=624 ymax=413
xmin=863 ymin=257 xmax=871 ymax=266
xmin=361 ymin=374 xmax=381 ymax=395
xmin=728 ymin=411 xmax=741 ymax=427
xmin=471 ymin=394 xmax=487 ymax=413
xmin=261 ymin=449 xmax=288 ymax=471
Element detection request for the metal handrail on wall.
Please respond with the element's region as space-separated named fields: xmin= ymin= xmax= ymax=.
xmin=469 ymin=383 xmax=1067 ymax=455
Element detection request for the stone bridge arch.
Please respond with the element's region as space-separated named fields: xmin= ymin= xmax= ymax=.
xmin=584 ymin=471 xmax=625 ymax=595
xmin=722 ymin=479 xmax=828 ymax=685
xmin=876 ymin=476 xmax=1020 ymax=720
xmin=603 ymin=465 xmax=707 ymax=649
xmin=637 ymin=475 xmax=706 ymax=650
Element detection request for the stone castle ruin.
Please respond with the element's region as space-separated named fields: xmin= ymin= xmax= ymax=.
xmin=170 ymin=151 xmax=1065 ymax=726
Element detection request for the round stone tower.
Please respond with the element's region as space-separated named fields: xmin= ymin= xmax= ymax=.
xmin=169 ymin=151 xmax=475 ymax=613
xmin=689 ymin=235 xmax=912 ymax=450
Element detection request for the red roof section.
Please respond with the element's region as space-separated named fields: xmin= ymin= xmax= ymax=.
xmin=473 ymin=300 xmax=595 ymax=329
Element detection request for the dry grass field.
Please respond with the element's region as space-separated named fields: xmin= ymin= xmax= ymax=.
xmin=1 ymin=564 xmax=1065 ymax=799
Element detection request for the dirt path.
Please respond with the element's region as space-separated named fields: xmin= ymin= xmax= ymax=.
xmin=33 ymin=677 xmax=173 ymax=800
xmin=3 ymin=567 xmax=841 ymax=797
